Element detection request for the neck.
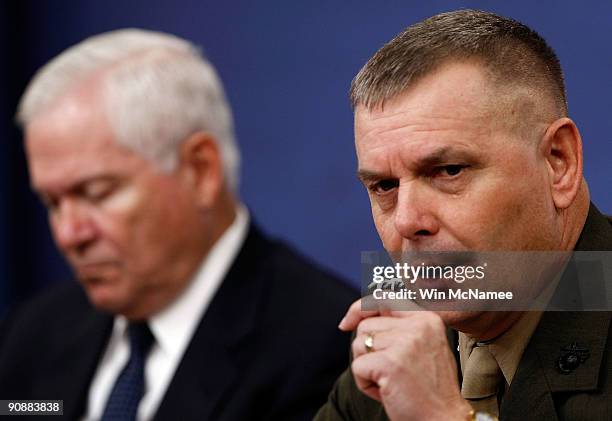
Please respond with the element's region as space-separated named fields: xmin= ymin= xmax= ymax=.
xmin=558 ymin=180 xmax=590 ymax=251
xmin=123 ymin=189 xmax=239 ymax=321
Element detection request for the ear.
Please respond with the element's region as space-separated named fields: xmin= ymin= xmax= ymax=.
xmin=540 ymin=118 xmax=583 ymax=210
xmin=177 ymin=131 xmax=224 ymax=209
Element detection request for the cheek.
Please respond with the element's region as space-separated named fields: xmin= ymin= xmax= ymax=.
xmin=444 ymin=168 xmax=549 ymax=249
xmin=372 ymin=209 xmax=401 ymax=250
xmin=107 ymin=184 xmax=142 ymax=211
xmin=125 ymin=182 xmax=195 ymax=258
xmin=101 ymin=185 xmax=147 ymax=238
xmin=91 ymin=184 xmax=167 ymax=263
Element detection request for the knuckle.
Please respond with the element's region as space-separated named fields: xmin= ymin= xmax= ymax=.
xmin=357 ymin=318 xmax=374 ymax=335
xmin=418 ymin=311 xmax=445 ymax=332
xmin=351 ymin=357 xmax=365 ymax=376
xmin=380 ymin=349 xmax=402 ymax=374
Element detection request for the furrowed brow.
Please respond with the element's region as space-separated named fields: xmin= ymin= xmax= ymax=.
xmin=418 ymin=147 xmax=479 ymax=168
xmin=356 ymin=147 xmax=480 ymax=183
xmin=356 ymin=169 xmax=393 ymax=184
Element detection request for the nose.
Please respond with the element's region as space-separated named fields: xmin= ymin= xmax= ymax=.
xmin=394 ymin=182 xmax=440 ymax=242
xmin=50 ymin=199 xmax=97 ymax=252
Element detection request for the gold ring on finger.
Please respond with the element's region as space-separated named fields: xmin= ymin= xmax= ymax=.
xmin=364 ymin=333 xmax=375 ymax=353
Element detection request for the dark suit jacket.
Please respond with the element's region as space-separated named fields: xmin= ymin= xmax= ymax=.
xmin=315 ymin=204 xmax=612 ymax=421
xmin=0 ymin=223 xmax=358 ymax=421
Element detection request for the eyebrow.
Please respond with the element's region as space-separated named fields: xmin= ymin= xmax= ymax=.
xmin=356 ymin=169 xmax=387 ymax=184
xmin=418 ymin=146 xmax=478 ymax=167
xmin=357 ymin=146 xmax=480 ymax=183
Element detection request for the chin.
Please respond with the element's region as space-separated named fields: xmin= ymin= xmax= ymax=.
xmin=81 ymin=279 xmax=131 ymax=315
xmin=434 ymin=310 xmax=485 ymax=330
xmin=437 ymin=310 xmax=518 ymax=339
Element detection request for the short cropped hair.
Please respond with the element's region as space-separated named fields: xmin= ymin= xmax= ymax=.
xmin=350 ymin=9 xmax=567 ymax=119
xmin=17 ymin=29 xmax=240 ymax=191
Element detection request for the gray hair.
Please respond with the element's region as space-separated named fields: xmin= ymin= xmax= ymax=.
xmin=350 ymin=9 xmax=567 ymax=119
xmin=17 ymin=29 xmax=240 ymax=191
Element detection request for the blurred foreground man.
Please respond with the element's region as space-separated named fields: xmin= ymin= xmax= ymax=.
xmin=0 ymin=29 xmax=356 ymax=420
xmin=316 ymin=10 xmax=612 ymax=421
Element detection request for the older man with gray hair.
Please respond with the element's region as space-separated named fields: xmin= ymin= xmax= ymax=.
xmin=0 ymin=29 xmax=356 ymax=421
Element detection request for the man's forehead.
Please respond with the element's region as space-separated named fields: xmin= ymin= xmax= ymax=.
xmin=29 ymin=155 xmax=131 ymax=199
xmin=354 ymin=105 xmax=493 ymax=159
xmin=354 ymin=61 xmax=498 ymax=129
xmin=28 ymin=148 xmax=125 ymax=190
xmin=25 ymin=102 xmax=147 ymax=194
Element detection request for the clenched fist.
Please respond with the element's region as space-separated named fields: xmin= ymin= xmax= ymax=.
xmin=339 ymin=299 xmax=473 ymax=421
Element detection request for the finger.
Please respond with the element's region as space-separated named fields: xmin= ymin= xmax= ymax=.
xmin=353 ymin=313 xmax=448 ymax=359
xmin=362 ymin=291 xmax=426 ymax=317
xmin=380 ymin=299 xmax=425 ymax=317
xmin=351 ymin=351 xmax=390 ymax=403
xmin=340 ymin=297 xmax=428 ymax=331
xmin=356 ymin=315 xmax=411 ymax=338
xmin=354 ymin=375 xmax=382 ymax=403
xmin=352 ymin=329 xmax=396 ymax=359
xmin=338 ymin=298 xmax=380 ymax=331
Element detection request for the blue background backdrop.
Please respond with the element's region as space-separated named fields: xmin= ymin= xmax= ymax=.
xmin=1 ymin=1 xmax=611 ymax=315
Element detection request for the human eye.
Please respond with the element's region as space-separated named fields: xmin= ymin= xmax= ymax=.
xmin=432 ymin=164 xmax=469 ymax=178
xmin=81 ymin=179 xmax=117 ymax=203
xmin=369 ymin=179 xmax=399 ymax=195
